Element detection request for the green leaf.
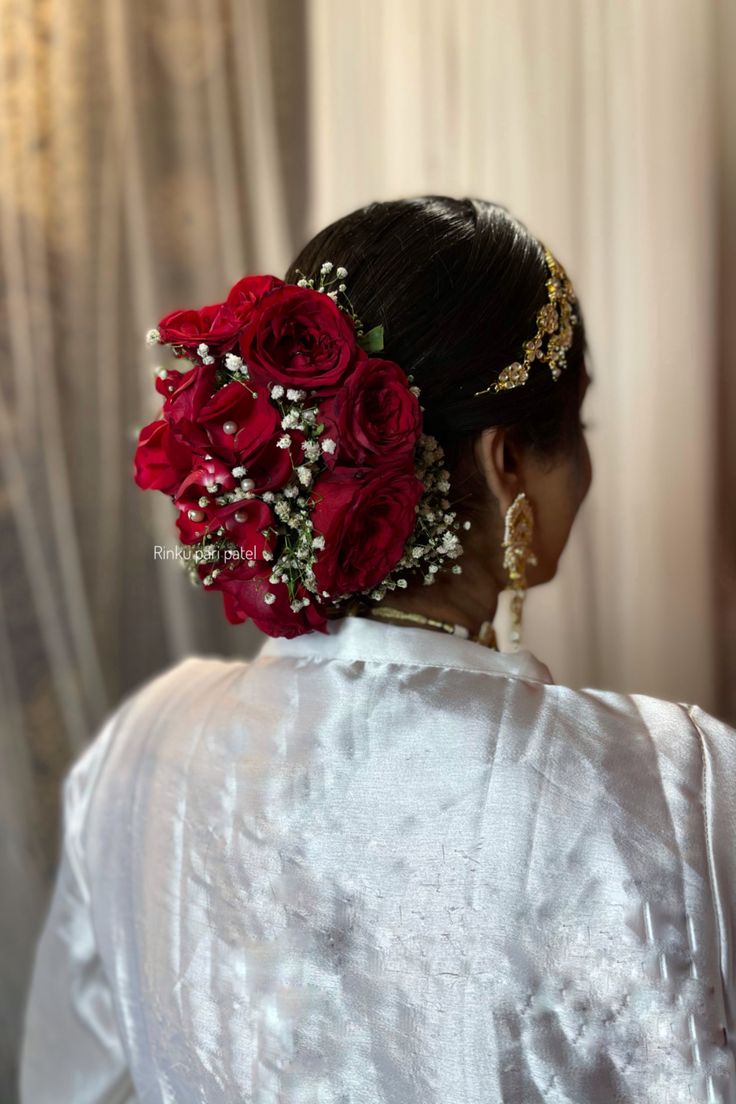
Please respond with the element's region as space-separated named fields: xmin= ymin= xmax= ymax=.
xmin=357 ymin=324 xmax=384 ymax=354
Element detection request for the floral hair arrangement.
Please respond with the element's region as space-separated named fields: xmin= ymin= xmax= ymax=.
xmin=134 ymin=262 xmax=469 ymax=638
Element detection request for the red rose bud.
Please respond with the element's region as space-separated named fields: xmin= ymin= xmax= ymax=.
xmin=157 ymin=301 xmax=241 ymax=360
xmin=133 ymin=419 xmax=193 ymax=496
xmin=197 ymin=380 xmax=280 ymax=464
xmin=161 ymin=364 xmax=218 ymax=454
xmin=225 ymin=274 xmax=285 ymax=323
xmin=214 ymin=498 xmax=275 ymax=563
xmin=210 ymin=564 xmax=329 ymax=638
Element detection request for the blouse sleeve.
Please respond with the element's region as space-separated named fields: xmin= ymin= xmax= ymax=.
xmin=688 ymin=703 xmax=736 ymax=1049
xmin=19 ymin=715 xmax=138 ymax=1104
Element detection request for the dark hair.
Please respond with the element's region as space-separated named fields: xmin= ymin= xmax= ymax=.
xmin=285 ymin=196 xmax=588 ymax=521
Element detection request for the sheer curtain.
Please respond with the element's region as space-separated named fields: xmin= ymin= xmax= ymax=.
xmin=0 ymin=0 xmax=732 ymax=1097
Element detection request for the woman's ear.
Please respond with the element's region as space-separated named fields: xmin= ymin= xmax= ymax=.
xmin=474 ymin=426 xmax=523 ymax=515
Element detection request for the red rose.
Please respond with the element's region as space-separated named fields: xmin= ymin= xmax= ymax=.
xmin=225 ymin=275 xmax=284 ymax=323
xmin=213 ymin=498 xmax=276 ymax=561
xmin=319 ymin=358 xmax=422 ymax=468
xmin=240 ymin=429 xmax=306 ymax=493
xmin=133 ymin=418 xmax=193 ymax=495
xmin=175 ymin=476 xmax=275 ymax=562
xmin=158 ymin=302 xmax=242 ymax=360
xmin=196 ymin=381 xmax=281 ymax=464
xmin=309 ymin=464 xmax=424 ymax=597
xmin=239 ymin=285 xmax=362 ymax=394
xmin=174 ymin=470 xmax=216 ymax=544
xmin=210 ymin=563 xmax=329 ymax=638
xmin=158 ymin=276 xmax=284 ymax=361
xmin=161 ymin=364 xmax=217 ymax=453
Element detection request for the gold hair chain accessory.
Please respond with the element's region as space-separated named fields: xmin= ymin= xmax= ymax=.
xmin=474 ymin=246 xmax=578 ymax=396
xmin=503 ymin=491 xmax=537 ymax=649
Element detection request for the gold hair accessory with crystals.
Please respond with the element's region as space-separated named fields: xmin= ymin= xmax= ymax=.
xmin=474 ymin=246 xmax=578 ymax=397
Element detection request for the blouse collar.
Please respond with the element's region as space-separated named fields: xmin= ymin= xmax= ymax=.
xmin=258 ymin=613 xmax=555 ymax=686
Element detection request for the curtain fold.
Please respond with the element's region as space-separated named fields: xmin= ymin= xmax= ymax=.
xmin=0 ymin=1 xmax=732 ymax=1098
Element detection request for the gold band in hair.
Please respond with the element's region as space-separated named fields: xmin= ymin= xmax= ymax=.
xmin=474 ymin=245 xmax=578 ymax=397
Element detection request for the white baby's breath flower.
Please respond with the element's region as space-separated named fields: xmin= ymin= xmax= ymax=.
xmin=145 ymin=328 xmax=161 ymax=345
xmin=301 ymin=440 xmax=320 ymax=462
xmin=296 ymin=465 xmax=312 ymax=486
xmin=336 ymin=266 xmax=347 ymax=279
xmin=276 ymin=434 xmax=291 ymax=449
xmin=286 ymin=388 xmax=305 ymax=402
xmin=197 ymin=342 xmax=215 ymax=365
xmin=225 ymin=353 xmax=244 ymax=372
xmin=320 ymin=261 xmax=334 ymax=274
xmin=270 ymin=384 xmax=285 ymax=400
xmin=312 ymin=535 xmax=325 ymax=551
xmin=321 ymin=438 xmax=336 ymax=455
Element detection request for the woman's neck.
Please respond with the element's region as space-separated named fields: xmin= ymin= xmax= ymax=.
xmin=366 ymin=557 xmax=500 ymax=639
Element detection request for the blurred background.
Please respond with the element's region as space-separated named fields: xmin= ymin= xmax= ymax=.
xmin=1 ymin=0 xmax=735 ymax=1096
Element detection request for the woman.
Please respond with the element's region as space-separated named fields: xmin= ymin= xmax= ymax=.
xmin=20 ymin=197 xmax=736 ymax=1103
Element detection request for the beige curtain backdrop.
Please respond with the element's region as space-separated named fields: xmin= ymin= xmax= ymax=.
xmin=0 ymin=0 xmax=733 ymax=1098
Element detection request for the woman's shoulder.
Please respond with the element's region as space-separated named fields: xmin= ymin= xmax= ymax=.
xmin=548 ymin=681 xmax=736 ymax=779
xmin=63 ymin=654 xmax=251 ymax=817
xmin=129 ymin=652 xmax=249 ymax=703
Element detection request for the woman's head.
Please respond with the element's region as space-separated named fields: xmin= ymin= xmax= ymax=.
xmin=285 ymin=196 xmax=592 ymax=609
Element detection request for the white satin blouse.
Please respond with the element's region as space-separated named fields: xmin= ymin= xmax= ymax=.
xmin=20 ymin=614 xmax=736 ymax=1103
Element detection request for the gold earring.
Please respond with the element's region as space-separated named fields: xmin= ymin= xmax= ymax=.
xmin=502 ymin=491 xmax=538 ymax=649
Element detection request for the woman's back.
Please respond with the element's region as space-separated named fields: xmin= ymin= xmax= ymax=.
xmin=21 ymin=615 xmax=736 ymax=1103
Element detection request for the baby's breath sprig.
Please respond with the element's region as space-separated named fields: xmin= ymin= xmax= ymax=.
xmin=294 ymin=261 xmax=385 ymax=355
